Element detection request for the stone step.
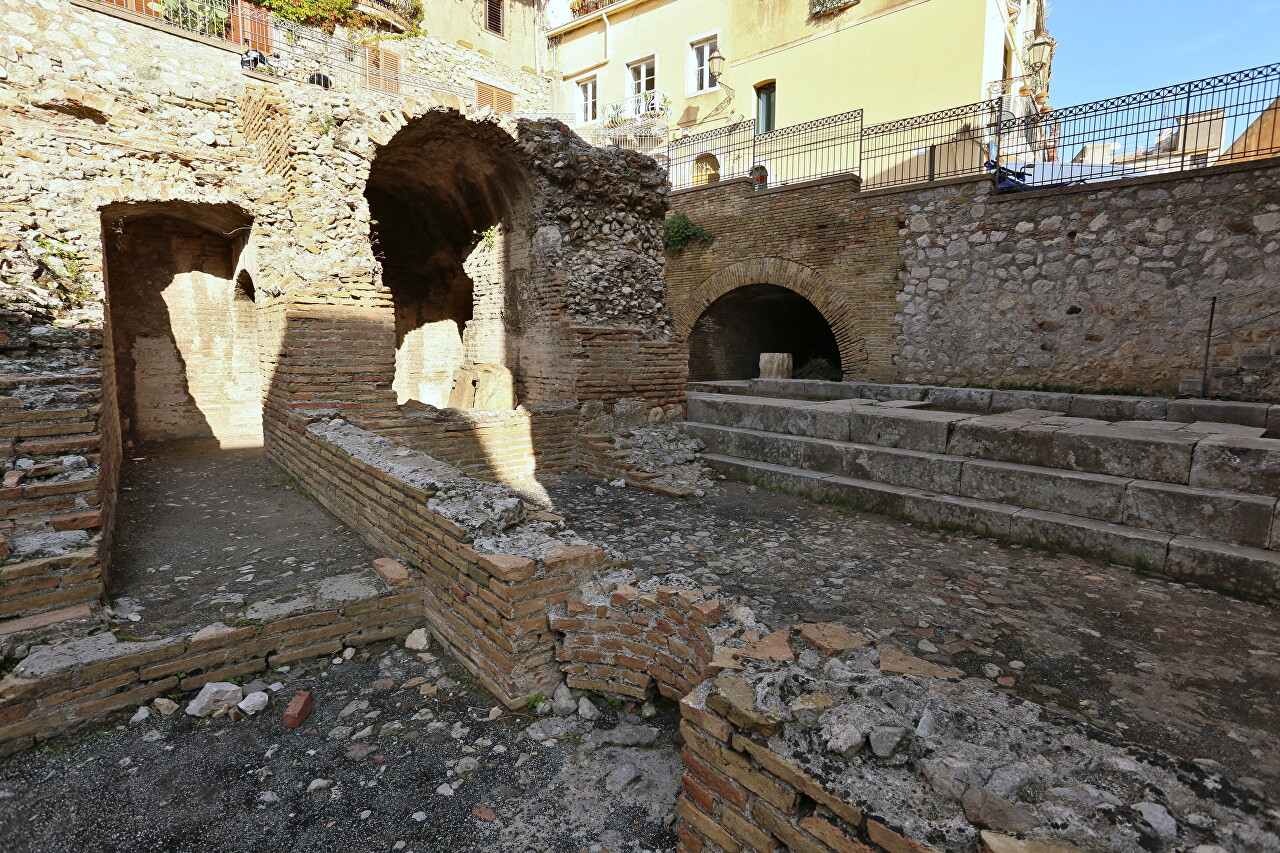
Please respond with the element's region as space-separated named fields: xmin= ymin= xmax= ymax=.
xmin=733 ymin=378 xmax=1279 ymax=430
xmin=701 ymin=453 xmax=1280 ymax=600
xmin=687 ymin=392 xmax=1280 ymax=497
xmin=687 ymin=423 xmax=1278 ymax=551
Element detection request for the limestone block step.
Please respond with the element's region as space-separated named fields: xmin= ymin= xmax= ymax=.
xmin=1165 ymin=536 xmax=1280 ymax=599
xmin=848 ymin=407 xmax=974 ymax=454
xmin=959 ymin=458 xmax=1131 ymax=523
xmin=902 ymin=491 xmax=1019 ymax=538
xmin=686 ymin=393 xmax=856 ymax=440
xmin=1189 ymin=435 xmax=1280 ymax=497
xmin=688 ymin=422 xmax=1276 ymax=550
xmin=685 ymin=423 xmax=964 ymax=493
xmin=1046 ymin=423 xmax=1200 ymax=484
xmin=1168 ymin=399 xmax=1271 ymax=429
xmin=1122 ymin=480 xmax=1276 ymax=549
xmin=1007 ymin=509 xmax=1173 ymax=572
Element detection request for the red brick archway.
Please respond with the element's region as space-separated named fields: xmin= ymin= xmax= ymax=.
xmin=673 ymin=257 xmax=866 ymax=377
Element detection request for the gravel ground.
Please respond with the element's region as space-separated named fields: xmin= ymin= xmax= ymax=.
xmin=0 ymin=640 xmax=681 ymax=853
xmin=546 ymin=474 xmax=1280 ymax=798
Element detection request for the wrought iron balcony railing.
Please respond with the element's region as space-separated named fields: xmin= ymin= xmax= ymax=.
xmin=569 ymin=0 xmax=624 ymax=19
xmin=85 ymin=0 xmax=466 ymax=100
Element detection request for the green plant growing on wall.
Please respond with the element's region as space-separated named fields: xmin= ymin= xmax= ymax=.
xmin=256 ymin=0 xmax=371 ymax=32
xmin=662 ymin=212 xmax=714 ymax=253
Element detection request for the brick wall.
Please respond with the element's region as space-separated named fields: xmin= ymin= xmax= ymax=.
xmin=103 ymin=215 xmax=262 ymax=445
xmin=0 ymin=321 xmax=107 ymax=644
xmin=0 ymin=582 xmax=421 ymax=756
xmin=550 ymin=582 xmax=722 ymax=702
xmin=264 ymin=407 xmax=613 ymax=707
xmin=666 ymin=175 xmax=903 ymax=382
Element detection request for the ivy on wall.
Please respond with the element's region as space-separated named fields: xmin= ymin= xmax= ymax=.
xmin=663 ymin=212 xmax=714 ymax=253
xmin=256 ymin=0 xmax=372 ymax=32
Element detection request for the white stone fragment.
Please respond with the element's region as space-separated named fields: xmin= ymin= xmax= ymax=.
xmin=185 ymin=682 xmax=243 ymax=718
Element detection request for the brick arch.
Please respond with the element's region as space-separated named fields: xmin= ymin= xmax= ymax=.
xmin=674 ymin=257 xmax=866 ymax=376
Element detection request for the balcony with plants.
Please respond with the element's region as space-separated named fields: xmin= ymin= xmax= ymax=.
xmin=568 ymin=0 xmax=625 ymax=19
xmin=577 ymin=89 xmax=673 ymax=152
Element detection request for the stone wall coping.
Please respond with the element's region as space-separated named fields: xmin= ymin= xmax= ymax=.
xmin=987 ymin=154 xmax=1280 ymax=202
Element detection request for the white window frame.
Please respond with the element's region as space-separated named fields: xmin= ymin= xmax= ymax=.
xmin=626 ymin=55 xmax=657 ymax=117
xmin=687 ymin=31 xmax=721 ymax=97
xmin=577 ymin=76 xmax=598 ymax=124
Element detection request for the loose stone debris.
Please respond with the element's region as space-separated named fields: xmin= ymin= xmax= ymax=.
xmin=0 ymin=640 xmax=682 ymax=853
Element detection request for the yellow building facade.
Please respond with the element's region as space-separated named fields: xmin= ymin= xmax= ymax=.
xmin=545 ymin=0 xmax=1053 ymax=162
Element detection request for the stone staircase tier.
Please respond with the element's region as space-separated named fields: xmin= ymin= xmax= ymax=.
xmin=684 ymin=391 xmax=1280 ymax=599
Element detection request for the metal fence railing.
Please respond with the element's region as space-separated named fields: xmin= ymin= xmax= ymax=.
xmin=859 ymin=100 xmax=1000 ymax=189
xmin=88 ymin=0 xmax=468 ymax=100
xmin=667 ymin=110 xmax=863 ymax=190
xmin=999 ymin=62 xmax=1280 ymax=187
xmin=662 ymin=62 xmax=1280 ymax=193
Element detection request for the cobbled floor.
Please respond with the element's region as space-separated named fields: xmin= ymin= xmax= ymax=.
xmin=545 ymin=474 xmax=1280 ymax=798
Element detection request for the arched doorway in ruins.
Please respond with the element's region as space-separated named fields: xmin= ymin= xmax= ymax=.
xmin=687 ymin=283 xmax=842 ymax=381
xmin=100 ymin=201 xmax=261 ymax=447
xmin=364 ymin=111 xmax=535 ymax=410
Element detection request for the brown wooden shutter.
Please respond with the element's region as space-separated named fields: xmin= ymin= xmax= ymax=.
xmin=475 ymin=82 xmax=514 ymax=113
xmin=366 ymin=47 xmax=401 ymax=94
xmin=486 ymin=0 xmax=503 ymax=34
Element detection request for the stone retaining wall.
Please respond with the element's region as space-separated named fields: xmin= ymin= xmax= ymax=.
xmin=666 ymin=162 xmax=1280 ymax=401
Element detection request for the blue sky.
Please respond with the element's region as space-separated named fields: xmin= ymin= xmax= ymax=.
xmin=1046 ymin=1 xmax=1280 ymax=107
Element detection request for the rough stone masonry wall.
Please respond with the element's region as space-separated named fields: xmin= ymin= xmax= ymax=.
xmin=666 ymin=162 xmax=1280 ymax=401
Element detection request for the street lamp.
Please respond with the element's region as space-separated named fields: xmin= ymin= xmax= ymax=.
xmin=708 ymin=47 xmax=726 ymax=80
xmin=1027 ymin=31 xmax=1055 ymax=73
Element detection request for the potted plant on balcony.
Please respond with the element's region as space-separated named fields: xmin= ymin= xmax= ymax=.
xmin=641 ymin=92 xmax=671 ymax=119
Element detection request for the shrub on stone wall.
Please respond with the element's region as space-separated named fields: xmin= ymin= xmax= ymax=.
xmin=663 ymin=212 xmax=714 ymax=254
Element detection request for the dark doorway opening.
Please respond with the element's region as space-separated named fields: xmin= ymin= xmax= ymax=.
xmin=688 ymin=283 xmax=841 ymax=381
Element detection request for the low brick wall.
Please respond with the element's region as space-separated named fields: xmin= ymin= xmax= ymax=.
xmin=550 ymin=581 xmax=723 ymax=702
xmin=0 ymin=584 xmax=420 ymax=756
xmin=0 ymin=323 xmax=108 ymax=642
xmin=265 ymin=403 xmax=612 ymax=707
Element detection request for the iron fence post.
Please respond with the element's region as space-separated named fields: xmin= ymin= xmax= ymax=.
xmin=1200 ymin=295 xmax=1217 ymax=398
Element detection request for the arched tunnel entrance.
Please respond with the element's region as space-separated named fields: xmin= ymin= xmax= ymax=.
xmin=365 ymin=112 xmax=533 ymax=409
xmin=688 ymin=283 xmax=842 ymax=382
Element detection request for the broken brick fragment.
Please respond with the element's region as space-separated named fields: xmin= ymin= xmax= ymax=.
xmin=795 ymin=622 xmax=872 ymax=656
xmin=283 ymin=690 xmax=312 ymax=728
